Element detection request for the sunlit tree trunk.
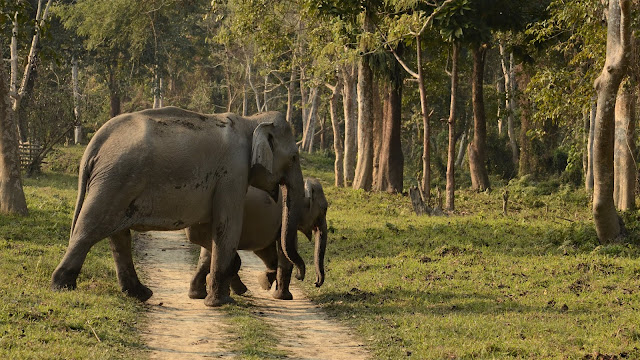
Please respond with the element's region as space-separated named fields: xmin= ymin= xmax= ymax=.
xmin=286 ymin=68 xmax=296 ymax=125
xmin=613 ymin=79 xmax=635 ymax=210
xmin=72 ymin=57 xmax=83 ymax=144
xmin=328 ymin=79 xmax=344 ymax=187
xmin=585 ymin=100 xmax=596 ymax=191
xmin=342 ymin=65 xmax=357 ymax=186
xmin=353 ymin=10 xmax=374 ymax=191
xmin=416 ymin=34 xmax=431 ymax=201
xmin=0 ymin=60 xmax=28 ymax=216
xmin=302 ymin=87 xmax=319 ymax=153
xmin=375 ymin=71 xmax=404 ymax=194
xmin=593 ymin=0 xmax=630 ymax=242
xmin=499 ymin=41 xmax=519 ymax=166
xmin=468 ymin=44 xmax=490 ymax=191
xmin=446 ymin=42 xmax=460 ymax=211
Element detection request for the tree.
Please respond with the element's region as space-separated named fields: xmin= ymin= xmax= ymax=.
xmin=445 ymin=42 xmax=460 ymax=210
xmin=592 ymin=0 xmax=630 ymax=242
xmin=352 ymin=9 xmax=375 ymax=191
xmin=0 ymin=58 xmax=28 ymax=215
xmin=467 ymin=43 xmax=490 ymax=190
xmin=613 ymin=79 xmax=635 ymax=210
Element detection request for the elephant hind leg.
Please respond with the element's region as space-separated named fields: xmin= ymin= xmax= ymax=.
xmin=254 ymin=247 xmax=278 ymax=291
xmin=51 ymin=222 xmax=115 ymax=291
xmin=188 ymin=246 xmax=211 ymax=299
xmin=109 ymin=230 xmax=152 ymax=301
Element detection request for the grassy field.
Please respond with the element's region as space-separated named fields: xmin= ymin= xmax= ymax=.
xmin=2 ymin=147 xmax=640 ymax=359
xmin=299 ymin=153 xmax=640 ymax=359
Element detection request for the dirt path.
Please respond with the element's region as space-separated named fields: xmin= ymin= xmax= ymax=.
xmin=136 ymin=231 xmax=369 ymax=360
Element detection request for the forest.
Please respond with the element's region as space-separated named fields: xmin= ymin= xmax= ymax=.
xmin=1 ymin=0 xmax=640 ymax=359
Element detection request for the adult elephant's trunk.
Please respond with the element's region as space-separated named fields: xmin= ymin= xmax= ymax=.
xmin=313 ymin=217 xmax=327 ymax=287
xmin=281 ymin=161 xmax=306 ymax=280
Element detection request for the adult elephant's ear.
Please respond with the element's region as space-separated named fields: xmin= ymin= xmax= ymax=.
xmin=252 ymin=122 xmax=275 ymax=173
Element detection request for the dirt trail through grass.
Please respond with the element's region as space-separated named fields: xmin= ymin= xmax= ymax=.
xmin=136 ymin=231 xmax=369 ymax=360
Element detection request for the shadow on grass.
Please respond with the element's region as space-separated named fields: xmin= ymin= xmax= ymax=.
xmin=313 ymin=287 xmax=591 ymax=318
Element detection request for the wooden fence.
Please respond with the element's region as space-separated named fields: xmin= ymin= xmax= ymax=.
xmin=19 ymin=142 xmax=42 ymax=171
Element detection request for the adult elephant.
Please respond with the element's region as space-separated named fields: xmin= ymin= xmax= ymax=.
xmin=188 ymin=178 xmax=328 ymax=300
xmin=51 ymin=106 xmax=306 ymax=307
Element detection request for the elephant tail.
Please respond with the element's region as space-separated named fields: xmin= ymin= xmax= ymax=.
xmin=70 ymin=152 xmax=95 ymax=238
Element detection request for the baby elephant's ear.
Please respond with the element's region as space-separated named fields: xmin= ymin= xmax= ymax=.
xmin=304 ymin=179 xmax=313 ymax=209
xmin=252 ymin=122 xmax=275 ymax=174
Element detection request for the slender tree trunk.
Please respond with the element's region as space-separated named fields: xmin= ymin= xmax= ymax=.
xmin=416 ymin=34 xmax=431 ymax=201
xmin=302 ymin=87 xmax=319 ymax=153
xmin=613 ymin=79 xmax=636 ymax=210
xmin=72 ymin=57 xmax=82 ymax=144
xmin=0 ymin=60 xmax=28 ymax=215
xmin=263 ymin=75 xmax=269 ymax=112
xmin=499 ymin=41 xmax=519 ymax=166
xmin=153 ymin=67 xmax=163 ymax=109
xmin=375 ymin=66 xmax=404 ymax=193
xmin=328 ymin=80 xmax=344 ymax=187
xmin=342 ymin=65 xmax=357 ymax=186
xmin=593 ymin=0 xmax=630 ymax=243
xmin=468 ymin=44 xmax=490 ymax=191
xmin=446 ymin=42 xmax=460 ymax=211
xmin=372 ymin=80 xmax=383 ymax=190
xmin=286 ymin=68 xmax=296 ymax=125
xmin=300 ymin=67 xmax=309 ymax=140
xmin=518 ymin=69 xmax=533 ymax=177
xmin=456 ymin=130 xmax=467 ymax=168
xmin=586 ymin=99 xmax=596 ymax=190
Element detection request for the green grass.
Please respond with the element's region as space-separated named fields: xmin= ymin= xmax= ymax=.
xmin=295 ymin=154 xmax=640 ymax=359
xmin=0 ymin=172 xmax=146 ymax=359
xmin=4 ymin=147 xmax=640 ymax=359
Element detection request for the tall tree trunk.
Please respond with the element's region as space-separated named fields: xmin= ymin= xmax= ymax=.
xmin=586 ymin=100 xmax=596 ymax=190
xmin=72 ymin=57 xmax=82 ymax=144
xmin=456 ymin=130 xmax=467 ymax=169
xmin=302 ymin=87 xmax=319 ymax=153
xmin=375 ymin=66 xmax=404 ymax=193
xmin=342 ymin=65 xmax=358 ymax=186
xmin=593 ymin=0 xmax=630 ymax=243
xmin=328 ymin=80 xmax=344 ymax=187
xmin=0 ymin=60 xmax=28 ymax=216
xmin=518 ymin=70 xmax=533 ymax=177
xmin=300 ymin=67 xmax=309 ymax=139
xmin=613 ymin=79 xmax=635 ymax=210
xmin=446 ymin=42 xmax=460 ymax=211
xmin=499 ymin=41 xmax=519 ymax=166
xmin=372 ymin=80 xmax=383 ymax=190
xmin=153 ymin=67 xmax=163 ymax=109
xmin=468 ymin=44 xmax=490 ymax=191
xmin=416 ymin=34 xmax=431 ymax=201
xmin=353 ymin=10 xmax=374 ymax=191
xmin=286 ymin=68 xmax=296 ymax=125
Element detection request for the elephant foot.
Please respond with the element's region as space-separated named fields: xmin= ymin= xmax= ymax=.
xmin=258 ymin=271 xmax=276 ymax=290
xmin=51 ymin=268 xmax=79 ymax=291
xmin=230 ymin=280 xmax=248 ymax=296
xmin=204 ymin=294 xmax=235 ymax=307
xmin=272 ymin=289 xmax=293 ymax=300
xmin=123 ymin=283 xmax=154 ymax=302
xmin=188 ymin=286 xmax=207 ymax=299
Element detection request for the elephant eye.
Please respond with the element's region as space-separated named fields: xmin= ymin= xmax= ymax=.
xmin=291 ymin=154 xmax=298 ymax=163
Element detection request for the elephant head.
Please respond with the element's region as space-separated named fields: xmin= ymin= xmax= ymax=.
xmin=301 ymin=178 xmax=328 ymax=287
xmin=249 ymin=113 xmax=305 ymax=281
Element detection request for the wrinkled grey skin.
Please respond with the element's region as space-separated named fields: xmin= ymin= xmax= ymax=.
xmin=50 ymin=106 xmax=306 ymax=307
xmin=188 ymin=178 xmax=328 ymax=300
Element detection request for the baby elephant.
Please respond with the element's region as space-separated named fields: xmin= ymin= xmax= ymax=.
xmin=188 ymin=178 xmax=328 ymax=300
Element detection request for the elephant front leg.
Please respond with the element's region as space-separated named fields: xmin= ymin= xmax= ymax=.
xmin=204 ymin=187 xmax=245 ymax=307
xmin=109 ymin=230 xmax=153 ymax=301
xmin=273 ymin=240 xmax=294 ymax=300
